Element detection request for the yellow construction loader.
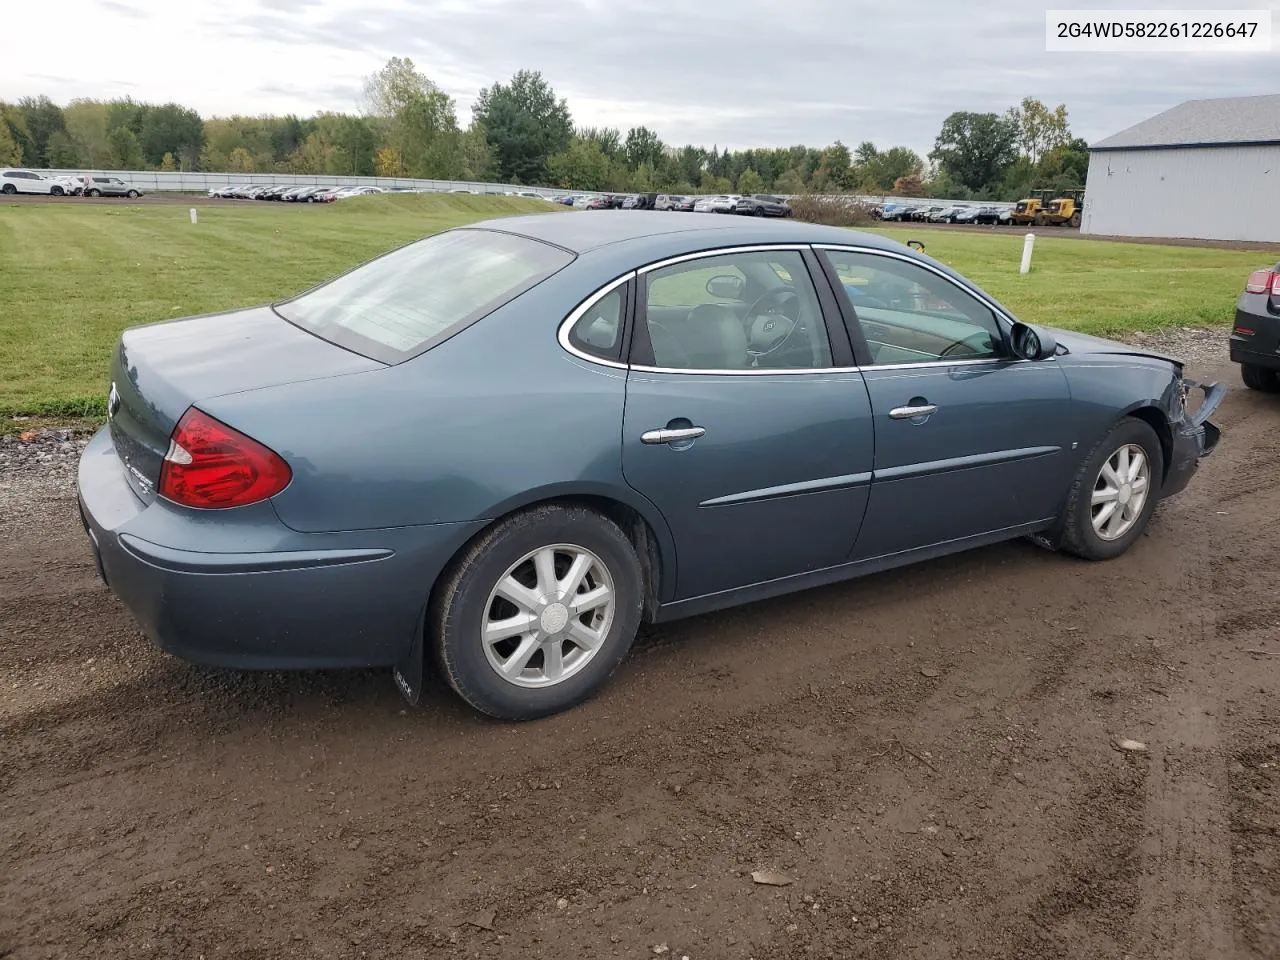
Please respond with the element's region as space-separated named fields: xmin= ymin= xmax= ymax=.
xmin=1037 ymin=188 xmax=1086 ymax=228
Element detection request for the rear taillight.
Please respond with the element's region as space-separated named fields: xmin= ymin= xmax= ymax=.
xmin=1245 ymin=269 xmax=1280 ymax=295
xmin=158 ymin=407 xmax=291 ymax=509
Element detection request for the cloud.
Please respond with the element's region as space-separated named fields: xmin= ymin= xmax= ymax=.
xmin=1 ymin=0 xmax=1277 ymax=155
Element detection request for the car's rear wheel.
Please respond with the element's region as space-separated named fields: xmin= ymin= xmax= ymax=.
xmin=431 ymin=504 xmax=644 ymax=720
xmin=1059 ymin=418 xmax=1163 ymax=560
xmin=1 ymin=183 xmax=15 ymax=195
xmin=87 ymin=188 xmax=100 ymax=197
xmin=1241 ymin=363 xmax=1280 ymax=392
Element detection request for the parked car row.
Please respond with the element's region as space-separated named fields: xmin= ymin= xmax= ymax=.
xmin=2 ymin=168 xmax=143 ymax=197
xmin=874 ymin=201 xmax=1016 ymax=226
xmin=207 ymin=183 xmax=389 ymax=202
xmin=551 ymin=192 xmax=794 ymax=217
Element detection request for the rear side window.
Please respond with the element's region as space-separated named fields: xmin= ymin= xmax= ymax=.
xmin=275 ymin=229 xmax=573 ymax=363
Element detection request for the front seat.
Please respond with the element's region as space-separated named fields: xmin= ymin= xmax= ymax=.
xmin=666 ymin=303 xmax=750 ymax=369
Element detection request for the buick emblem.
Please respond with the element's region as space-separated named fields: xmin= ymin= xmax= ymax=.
xmin=107 ymin=382 xmax=121 ymax=418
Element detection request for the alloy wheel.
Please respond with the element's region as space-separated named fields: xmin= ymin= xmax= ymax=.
xmin=481 ymin=543 xmax=615 ymax=688
xmin=1091 ymin=443 xmax=1150 ymax=541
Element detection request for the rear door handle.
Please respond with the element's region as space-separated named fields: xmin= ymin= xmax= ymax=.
xmin=641 ymin=426 xmax=706 ymax=444
xmin=889 ymin=404 xmax=938 ymax=420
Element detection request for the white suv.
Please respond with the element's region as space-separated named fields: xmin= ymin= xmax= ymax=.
xmin=0 ymin=168 xmax=58 ymax=195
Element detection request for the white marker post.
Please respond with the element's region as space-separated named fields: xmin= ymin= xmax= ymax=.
xmin=189 ymin=208 xmax=198 ymax=224
xmin=1019 ymin=232 xmax=1035 ymax=274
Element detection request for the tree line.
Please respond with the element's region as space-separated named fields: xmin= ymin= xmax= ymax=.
xmin=0 ymin=58 xmax=1088 ymax=201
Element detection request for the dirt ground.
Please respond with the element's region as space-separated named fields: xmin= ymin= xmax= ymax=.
xmin=1 ymin=357 xmax=1278 ymax=960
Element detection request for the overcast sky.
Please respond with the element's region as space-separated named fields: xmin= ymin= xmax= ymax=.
xmin=2 ymin=0 xmax=1277 ymax=155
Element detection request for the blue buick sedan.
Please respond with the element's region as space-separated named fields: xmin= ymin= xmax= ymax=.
xmin=78 ymin=212 xmax=1224 ymax=719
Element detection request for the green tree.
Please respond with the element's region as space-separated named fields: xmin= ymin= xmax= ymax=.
xmin=578 ymin=126 xmax=621 ymax=158
xmin=773 ymin=167 xmax=806 ymax=195
xmin=472 ymin=69 xmax=573 ymax=183
xmin=623 ymin=126 xmax=663 ymax=170
xmin=15 ymin=95 xmax=65 ymax=166
xmin=139 ymin=103 xmax=204 ymax=167
xmin=547 ymin=138 xmax=611 ymax=190
xmin=930 ymin=111 xmax=1019 ymax=193
xmin=853 ymin=143 xmax=923 ymax=192
xmin=44 ymin=131 xmax=77 ymax=167
xmin=1010 ymin=97 xmax=1071 ymax=164
xmin=737 ymin=167 xmax=765 ymax=194
xmin=812 ymin=140 xmax=852 ymax=191
xmin=459 ymin=124 xmax=493 ymax=181
xmin=0 ymin=119 xmax=20 ymax=165
xmin=159 ymin=151 xmax=178 ymax=171
xmin=63 ymin=100 xmax=112 ymax=167
xmin=227 ymin=146 xmax=255 ymax=172
xmin=107 ymin=125 xmax=143 ymax=168
xmin=362 ymin=57 xmax=461 ymax=178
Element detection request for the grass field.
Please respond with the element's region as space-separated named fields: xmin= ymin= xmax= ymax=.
xmin=0 ymin=193 xmax=1261 ymax=417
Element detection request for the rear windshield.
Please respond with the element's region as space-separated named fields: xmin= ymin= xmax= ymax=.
xmin=274 ymin=228 xmax=573 ymax=363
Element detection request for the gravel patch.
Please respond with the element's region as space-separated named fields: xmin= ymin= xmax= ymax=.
xmin=1117 ymin=327 xmax=1229 ymax=369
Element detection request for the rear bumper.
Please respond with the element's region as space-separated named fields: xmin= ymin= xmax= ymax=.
xmin=1161 ymin=379 xmax=1225 ymax=499
xmin=1230 ymin=301 xmax=1280 ymax=369
xmin=76 ymin=425 xmax=485 ymax=670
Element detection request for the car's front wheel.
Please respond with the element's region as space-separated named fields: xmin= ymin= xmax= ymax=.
xmin=1059 ymin=418 xmax=1163 ymax=560
xmin=1241 ymin=363 xmax=1280 ymax=392
xmin=127 ymin=189 xmax=139 ymax=198
xmin=51 ymin=186 xmax=64 ymax=196
xmin=432 ymin=505 xmax=644 ymax=719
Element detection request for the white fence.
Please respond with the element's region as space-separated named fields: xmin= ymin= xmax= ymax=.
xmin=31 ymin=168 xmax=568 ymax=197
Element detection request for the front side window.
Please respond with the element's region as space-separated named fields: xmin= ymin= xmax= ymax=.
xmin=822 ymin=249 xmax=1004 ymax=365
xmin=276 ymin=229 xmax=573 ymax=363
xmin=641 ymin=250 xmax=832 ymax=371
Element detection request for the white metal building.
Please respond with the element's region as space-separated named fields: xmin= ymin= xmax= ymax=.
xmin=1081 ymin=93 xmax=1280 ymax=243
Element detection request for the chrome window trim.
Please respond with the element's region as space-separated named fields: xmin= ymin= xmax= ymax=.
xmin=557 ymin=271 xmax=636 ymax=370
xmin=555 ymin=243 xmax=1049 ymax=375
xmin=636 ymin=243 xmax=810 ymax=274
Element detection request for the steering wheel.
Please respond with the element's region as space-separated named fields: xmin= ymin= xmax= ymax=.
xmin=744 ymin=288 xmax=802 ymax=361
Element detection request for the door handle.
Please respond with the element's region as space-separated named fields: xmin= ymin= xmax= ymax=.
xmin=641 ymin=426 xmax=706 ymax=444
xmin=889 ymin=404 xmax=938 ymax=420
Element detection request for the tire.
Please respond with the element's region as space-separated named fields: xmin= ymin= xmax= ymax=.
xmin=127 ymin=190 xmax=139 ymax=198
xmin=87 ymin=189 xmax=100 ymax=197
xmin=1 ymin=183 xmax=14 ymax=195
xmin=51 ymin=186 xmax=64 ymax=196
xmin=1058 ymin=418 xmax=1163 ymax=561
xmin=1241 ymin=363 xmax=1280 ymax=392
xmin=431 ymin=504 xmax=645 ymax=720
xmin=1069 ymin=212 xmax=1081 ymax=228
xmin=753 ymin=206 xmax=765 ymax=216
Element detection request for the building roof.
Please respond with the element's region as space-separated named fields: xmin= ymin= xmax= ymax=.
xmin=1091 ymin=94 xmax=1280 ymax=151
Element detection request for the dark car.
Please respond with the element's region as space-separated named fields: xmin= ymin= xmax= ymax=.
xmin=77 ymin=212 xmax=1224 ymax=721
xmin=735 ymin=194 xmax=793 ymax=217
xmin=673 ymin=196 xmax=698 ymax=212
xmin=1229 ymin=263 xmax=1280 ymax=392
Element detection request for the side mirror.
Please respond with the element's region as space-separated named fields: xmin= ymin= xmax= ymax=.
xmin=706 ymin=274 xmax=745 ymax=299
xmin=1009 ymin=321 xmax=1057 ymax=361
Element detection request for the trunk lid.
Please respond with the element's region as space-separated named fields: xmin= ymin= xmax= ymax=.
xmin=107 ymin=306 xmax=382 ymax=503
